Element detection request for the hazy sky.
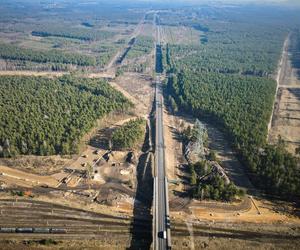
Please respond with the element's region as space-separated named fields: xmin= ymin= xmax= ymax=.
xmin=18 ymin=0 xmax=300 ymax=6
xmin=134 ymin=0 xmax=300 ymax=4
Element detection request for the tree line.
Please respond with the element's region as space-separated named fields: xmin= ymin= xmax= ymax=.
xmin=32 ymin=27 xmax=115 ymax=41
xmin=0 ymin=43 xmax=97 ymax=66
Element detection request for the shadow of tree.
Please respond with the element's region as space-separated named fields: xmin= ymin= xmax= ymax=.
xmin=88 ymin=127 xmax=113 ymax=149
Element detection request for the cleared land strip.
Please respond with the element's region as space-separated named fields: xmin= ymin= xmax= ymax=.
xmin=267 ymin=34 xmax=290 ymax=133
xmin=0 ymin=71 xmax=116 ymax=78
xmin=0 ymin=71 xmax=67 ymax=77
xmin=269 ymin=86 xmax=300 ymax=153
xmin=268 ymin=33 xmax=300 ymax=153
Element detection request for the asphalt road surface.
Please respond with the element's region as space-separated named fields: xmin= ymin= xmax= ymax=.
xmin=155 ymin=75 xmax=169 ymax=250
xmin=154 ymin=13 xmax=170 ymax=250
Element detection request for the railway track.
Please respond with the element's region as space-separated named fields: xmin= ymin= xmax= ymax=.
xmin=0 ymin=199 xmax=151 ymax=239
xmin=1 ymin=199 xmax=298 ymax=246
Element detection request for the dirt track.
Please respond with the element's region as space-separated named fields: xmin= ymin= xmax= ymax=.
xmin=0 ymin=165 xmax=59 ymax=188
xmin=268 ymin=32 xmax=300 ymax=154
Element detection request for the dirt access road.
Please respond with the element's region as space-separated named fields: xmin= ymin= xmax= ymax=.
xmin=268 ymin=32 xmax=300 ymax=154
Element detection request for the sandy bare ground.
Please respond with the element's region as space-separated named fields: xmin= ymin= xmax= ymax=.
xmin=0 ymin=70 xmax=116 ymax=79
xmin=267 ymin=34 xmax=290 ymax=133
xmin=110 ymin=81 xmax=146 ymax=116
xmin=268 ymin=32 xmax=300 ymax=154
xmin=0 ymin=165 xmax=59 ymax=187
xmin=0 ymin=155 xmax=69 ymax=175
xmin=0 ymin=70 xmax=117 ymax=79
xmin=171 ymin=196 xmax=300 ymax=250
xmin=203 ymin=121 xmax=255 ymax=192
xmin=162 ymin=110 xmax=190 ymax=195
xmin=188 ymin=197 xmax=300 ymax=224
xmin=171 ymin=197 xmax=300 ymax=249
xmin=269 ymin=87 xmax=300 ymax=153
xmin=171 ymin=218 xmax=300 ymax=250
xmin=84 ymin=72 xmax=115 ymax=78
xmin=114 ymin=72 xmax=155 ymax=117
xmin=0 ymin=70 xmax=68 ymax=77
xmin=163 ymin=110 xmax=178 ymax=181
xmin=161 ymin=25 xmax=201 ymax=45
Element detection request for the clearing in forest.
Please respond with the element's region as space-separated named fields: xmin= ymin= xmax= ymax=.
xmin=269 ymin=32 xmax=300 ymax=154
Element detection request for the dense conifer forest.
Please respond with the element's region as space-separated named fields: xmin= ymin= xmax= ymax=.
xmin=112 ymin=118 xmax=145 ymax=150
xmin=0 ymin=43 xmax=97 ymax=66
xmin=0 ymin=76 xmax=131 ymax=157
